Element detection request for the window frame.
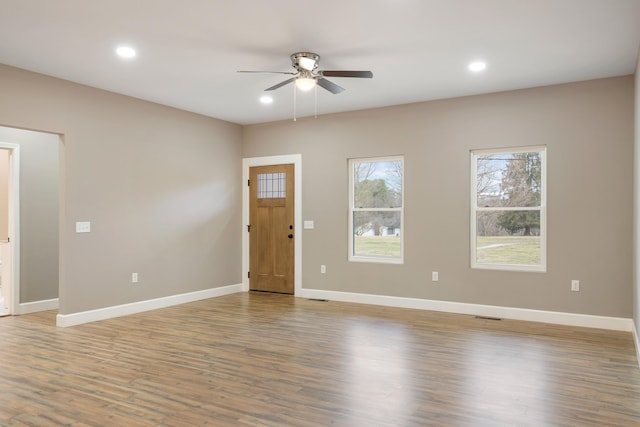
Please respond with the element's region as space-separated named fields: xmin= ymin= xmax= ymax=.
xmin=348 ymin=156 xmax=404 ymax=264
xmin=470 ymin=146 xmax=547 ymax=272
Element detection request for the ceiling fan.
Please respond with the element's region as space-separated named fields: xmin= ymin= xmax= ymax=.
xmin=238 ymin=52 xmax=373 ymax=94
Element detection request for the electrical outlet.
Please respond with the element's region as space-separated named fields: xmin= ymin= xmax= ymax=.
xmin=320 ymin=265 xmax=326 ymax=274
xmin=75 ymin=221 xmax=91 ymax=233
xmin=432 ymin=271 xmax=439 ymax=282
xmin=132 ymin=273 xmax=139 ymax=283
xmin=571 ymin=280 xmax=580 ymax=292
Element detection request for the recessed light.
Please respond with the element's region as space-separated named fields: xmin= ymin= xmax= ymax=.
xmin=116 ymin=45 xmax=136 ymax=59
xmin=259 ymin=95 xmax=273 ymax=105
xmin=468 ymin=61 xmax=487 ymax=72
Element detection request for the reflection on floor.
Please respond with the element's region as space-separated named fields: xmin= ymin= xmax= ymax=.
xmin=0 ymin=292 xmax=639 ymax=425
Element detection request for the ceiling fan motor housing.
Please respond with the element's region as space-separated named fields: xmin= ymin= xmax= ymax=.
xmin=291 ymin=52 xmax=320 ymax=72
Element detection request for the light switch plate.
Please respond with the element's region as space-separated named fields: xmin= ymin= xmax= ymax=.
xmin=76 ymin=221 xmax=91 ymax=233
xmin=571 ymin=280 xmax=580 ymax=292
xmin=304 ymin=220 xmax=315 ymax=229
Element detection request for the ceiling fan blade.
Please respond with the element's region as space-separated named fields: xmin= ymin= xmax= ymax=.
xmin=265 ymin=77 xmax=296 ymax=91
xmin=317 ymin=77 xmax=345 ymax=94
xmin=237 ymin=70 xmax=297 ymax=75
xmin=321 ymin=70 xmax=373 ymax=78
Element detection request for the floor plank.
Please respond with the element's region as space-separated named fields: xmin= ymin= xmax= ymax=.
xmin=1 ymin=292 xmax=639 ymax=426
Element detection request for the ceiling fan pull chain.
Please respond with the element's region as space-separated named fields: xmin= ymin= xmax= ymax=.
xmin=314 ymin=85 xmax=318 ymax=119
xmin=293 ymin=84 xmax=297 ymax=122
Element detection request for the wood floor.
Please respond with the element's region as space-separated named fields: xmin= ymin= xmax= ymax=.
xmin=1 ymin=293 xmax=640 ymax=426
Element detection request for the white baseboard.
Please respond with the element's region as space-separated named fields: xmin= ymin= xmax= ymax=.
xmin=633 ymin=323 xmax=640 ymax=369
xmin=298 ymin=289 xmax=634 ymax=332
xmin=53 ymin=282 xmax=634 ymax=334
xmin=56 ymin=284 xmax=243 ymax=327
xmin=18 ymin=298 xmax=59 ymax=314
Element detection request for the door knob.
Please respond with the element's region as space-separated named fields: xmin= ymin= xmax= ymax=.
xmin=288 ymin=234 xmax=293 ymax=239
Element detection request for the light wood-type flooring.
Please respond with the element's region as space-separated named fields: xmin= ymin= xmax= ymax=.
xmin=1 ymin=292 xmax=640 ymax=426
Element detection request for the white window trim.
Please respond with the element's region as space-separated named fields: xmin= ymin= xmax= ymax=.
xmin=348 ymin=156 xmax=404 ymax=264
xmin=470 ymin=145 xmax=547 ymax=272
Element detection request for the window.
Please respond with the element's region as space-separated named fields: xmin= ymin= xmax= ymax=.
xmin=257 ymin=172 xmax=286 ymax=199
xmin=348 ymin=156 xmax=404 ymax=263
xmin=471 ymin=146 xmax=546 ymax=271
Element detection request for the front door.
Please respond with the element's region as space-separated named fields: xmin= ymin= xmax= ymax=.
xmin=249 ymin=164 xmax=294 ymax=294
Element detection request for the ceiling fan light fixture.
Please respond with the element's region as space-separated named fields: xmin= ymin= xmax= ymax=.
xmin=241 ymin=51 xmax=371 ymax=97
xmin=298 ymin=56 xmax=317 ymax=71
xmin=295 ymin=77 xmax=316 ymax=91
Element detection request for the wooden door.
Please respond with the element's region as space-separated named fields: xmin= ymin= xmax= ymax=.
xmin=249 ymin=164 xmax=294 ymax=294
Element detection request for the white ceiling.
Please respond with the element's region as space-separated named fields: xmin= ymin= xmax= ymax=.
xmin=0 ymin=0 xmax=639 ymax=125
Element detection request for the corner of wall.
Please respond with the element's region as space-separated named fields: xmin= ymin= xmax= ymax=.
xmin=18 ymin=298 xmax=59 ymax=314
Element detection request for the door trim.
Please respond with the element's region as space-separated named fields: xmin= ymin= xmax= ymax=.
xmin=0 ymin=142 xmax=20 ymax=315
xmin=243 ymin=154 xmax=302 ymax=295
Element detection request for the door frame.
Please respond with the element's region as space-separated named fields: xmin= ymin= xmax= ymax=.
xmin=0 ymin=142 xmax=20 ymax=315
xmin=242 ymin=154 xmax=302 ymax=295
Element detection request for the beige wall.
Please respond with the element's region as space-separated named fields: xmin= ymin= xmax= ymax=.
xmin=0 ymin=64 xmax=243 ymax=314
xmin=244 ymin=76 xmax=634 ymax=318
xmin=0 ymin=126 xmax=59 ymax=302
xmin=0 ymin=62 xmax=633 ymax=320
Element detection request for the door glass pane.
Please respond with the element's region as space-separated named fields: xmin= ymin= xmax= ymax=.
xmin=257 ymin=172 xmax=286 ymax=199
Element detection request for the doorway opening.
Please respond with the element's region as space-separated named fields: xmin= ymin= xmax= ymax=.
xmin=0 ymin=144 xmax=17 ymax=316
xmin=0 ymin=126 xmax=60 ymax=316
xmin=243 ymin=154 xmax=302 ymax=296
xmin=249 ymin=163 xmax=295 ymax=294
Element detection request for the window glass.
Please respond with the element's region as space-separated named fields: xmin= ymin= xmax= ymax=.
xmin=257 ymin=172 xmax=286 ymax=199
xmin=471 ymin=147 xmax=546 ymax=271
xmin=349 ymin=157 xmax=403 ymax=263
